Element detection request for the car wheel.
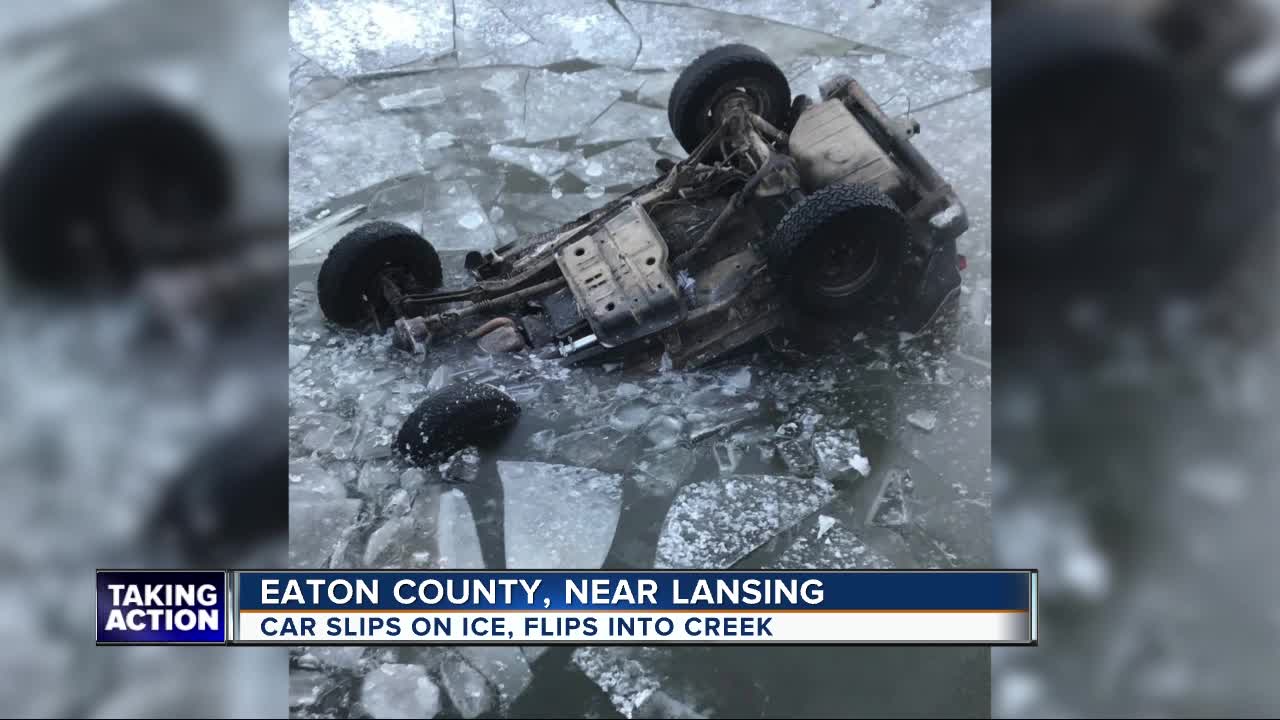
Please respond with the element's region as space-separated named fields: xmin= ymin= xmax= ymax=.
xmin=995 ymin=6 xmax=1177 ymax=282
xmin=668 ymin=43 xmax=791 ymax=155
xmin=0 ymin=87 xmax=231 ymax=291
xmin=765 ymin=183 xmax=908 ymax=316
xmin=396 ymin=381 xmax=522 ymax=467
xmin=317 ymin=221 xmax=443 ymax=328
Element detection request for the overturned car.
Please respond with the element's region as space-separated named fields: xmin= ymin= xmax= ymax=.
xmin=312 ymin=44 xmax=970 ymax=465
xmin=316 ymin=44 xmax=969 ymax=370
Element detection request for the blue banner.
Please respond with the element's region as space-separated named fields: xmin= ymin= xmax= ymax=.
xmin=96 ymin=570 xmax=227 ymax=644
xmin=236 ymin=570 xmax=1032 ymax=612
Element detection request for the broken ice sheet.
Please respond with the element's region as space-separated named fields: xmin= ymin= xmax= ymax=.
xmin=494 ymin=0 xmax=639 ymax=68
xmin=359 ymin=663 xmax=441 ymax=719
xmin=869 ymin=468 xmax=913 ymax=528
xmin=579 ymin=102 xmax=669 ymax=145
xmin=436 ymin=489 xmax=485 ymax=569
xmin=289 ymin=0 xmax=453 ymax=78
xmin=367 ymin=66 xmax=529 ymax=144
xmin=498 ymin=461 xmax=623 ymax=569
xmin=289 ymin=497 xmax=361 ymax=567
xmin=655 ymin=474 xmax=834 ymax=568
xmin=618 ymin=0 xmax=847 ymax=71
xmin=288 ymin=88 xmax=424 ymax=219
xmin=289 ymin=457 xmax=347 ymax=499
xmin=812 ymin=428 xmax=871 ymax=480
xmin=525 ymin=68 xmax=646 ymax=142
xmin=789 ymin=52 xmax=980 ymax=118
xmin=455 ymin=646 xmax=532 ymax=709
xmin=633 ymin=445 xmax=699 ymax=497
xmin=363 ymin=490 xmax=440 ymax=568
xmin=439 ymin=651 xmax=495 ymax=719
xmin=569 ymin=140 xmax=663 ymax=188
xmin=769 ymin=517 xmax=892 ymax=570
xmin=907 ymin=409 xmax=938 ymax=432
xmin=489 ymin=144 xmax=582 ymax=179
xmin=572 ymin=646 xmax=667 ymax=719
xmin=378 ymin=86 xmax=444 ymax=111
xmin=422 ymin=179 xmax=499 ymax=250
xmin=663 ymin=0 xmax=991 ymax=72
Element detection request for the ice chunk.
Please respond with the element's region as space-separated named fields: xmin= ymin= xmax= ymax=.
xmin=289 ymin=458 xmax=347 ymax=499
xmin=379 ymin=86 xmax=445 ymax=111
xmin=498 ymin=461 xmax=623 ymax=569
xmin=364 ymin=490 xmax=440 ymax=567
xmin=525 ymin=68 xmax=646 ymax=142
xmin=635 ymin=689 xmax=710 ymax=719
xmin=359 ymin=663 xmax=441 ymax=719
xmin=357 ymin=463 xmax=399 ymax=495
xmin=457 ymin=210 xmax=485 ymax=230
xmin=725 ymin=367 xmax=752 ymax=391
xmin=521 ymin=646 xmax=549 ymax=664
xmin=290 ymin=0 xmax=453 ymax=78
xmin=290 ymin=497 xmax=362 ymax=567
xmin=869 ymin=468 xmax=912 ymax=528
xmin=492 ymin=0 xmax=639 ymax=68
xmin=489 ymin=144 xmax=582 ymax=179
xmin=422 ymin=180 xmax=498 ymax=251
xmin=633 ymin=445 xmax=698 ymax=497
xmin=579 ymin=102 xmax=669 ymax=144
xmin=440 ymin=651 xmax=495 ymax=718
xmin=644 ymin=414 xmax=685 ymax=451
xmin=426 ymin=365 xmax=451 ymax=392
xmin=289 ymin=344 xmax=312 ymax=368
xmin=303 ymin=645 xmax=366 ymax=671
xmin=290 ymin=669 xmax=328 ymax=709
xmin=425 ymin=131 xmax=456 ymax=149
xmin=453 ymin=0 xmax=539 ymax=66
xmin=572 ymin=646 xmax=666 ymax=719
xmin=816 ymin=514 xmax=836 ymax=540
xmin=568 ymin=141 xmax=663 ymax=188
xmin=712 ymin=441 xmax=741 ymax=474
xmin=907 ymin=409 xmax=938 ymax=432
xmin=656 ymin=135 xmax=686 ymax=159
xmin=811 ymin=429 xmax=870 ymax=480
xmin=609 ymin=398 xmax=655 ymax=433
xmin=774 ymin=439 xmax=817 ymax=478
xmin=456 ymin=646 xmax=532 ymax=708
xmin=636 ymin=71 xmax=679 ymax=108
xmin=436 ymin=489 xmax=485 ymax=569
xmin=585 ymin=184 xmax=605 ymax=199
xmin=656 ymin=474 xmax=834 ymax=568
xmin=770 ymin=519 xmax=892 ymax=570
xmin=656 ymin=0 xmax=991 ymax=72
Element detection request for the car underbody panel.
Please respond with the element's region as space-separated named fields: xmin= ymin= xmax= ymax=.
xmin=554 ymin=202 xmax=687 ymax=348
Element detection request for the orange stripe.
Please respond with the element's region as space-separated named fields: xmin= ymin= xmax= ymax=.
xmin=240 ymin=608 xmax=1027 ymax=614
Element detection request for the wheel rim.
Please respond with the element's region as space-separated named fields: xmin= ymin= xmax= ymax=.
xmin=808 ymin=223 xmax=882 ymax=299
xmin=697 ymin=78 xmax=775 ymax=139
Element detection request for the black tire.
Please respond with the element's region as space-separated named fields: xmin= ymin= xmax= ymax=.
xmin=994 ymin=6 xmax=1177 ymax=278
xmin=396 ymin=381 xmax=521 ymax=467
xmin=764 ymin=183 xmax=908 ymax=316
xmin=668 ymin=44 xmax=791 ymax=155
xmin=317 ymin=221 xmax=443 ymax=328
xmin=145 ymin=409 xmax=287 ymax=565
xmin=0 ymin=87 xmax=231 ymax=290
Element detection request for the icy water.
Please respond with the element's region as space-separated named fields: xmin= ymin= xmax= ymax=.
xmin=289 ymin=0 xmax=990 ymax=716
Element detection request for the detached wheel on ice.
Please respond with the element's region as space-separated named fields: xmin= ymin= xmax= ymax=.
xmin=317 ymin=221 xmax=443 ymax=328
xmin=396 ymin=381 xmax=521 ymax=467
xmin=668 ymin=44 xmax=792 ymax=154
xmin=0 ymin=87 xmax=231 ymax=290
xmin=764 ymin=183 xmax=908 ymax=317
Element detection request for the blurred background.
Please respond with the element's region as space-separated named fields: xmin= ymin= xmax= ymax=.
xmin=993 ymin=0 xmax=1280 ymax=716
xmin=0 ymin=1 xmax=287 ymax=717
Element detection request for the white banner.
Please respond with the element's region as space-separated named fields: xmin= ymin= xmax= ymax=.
xmin=235 ymin=610 xmax=1033 ymax=645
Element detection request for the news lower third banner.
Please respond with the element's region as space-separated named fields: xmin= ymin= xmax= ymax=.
xmin=97 ymin=570 xmax=1037 ymax=645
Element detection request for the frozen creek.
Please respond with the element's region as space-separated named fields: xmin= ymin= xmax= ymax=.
xmin=289 ymin=0 xmax=990 ymax=716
